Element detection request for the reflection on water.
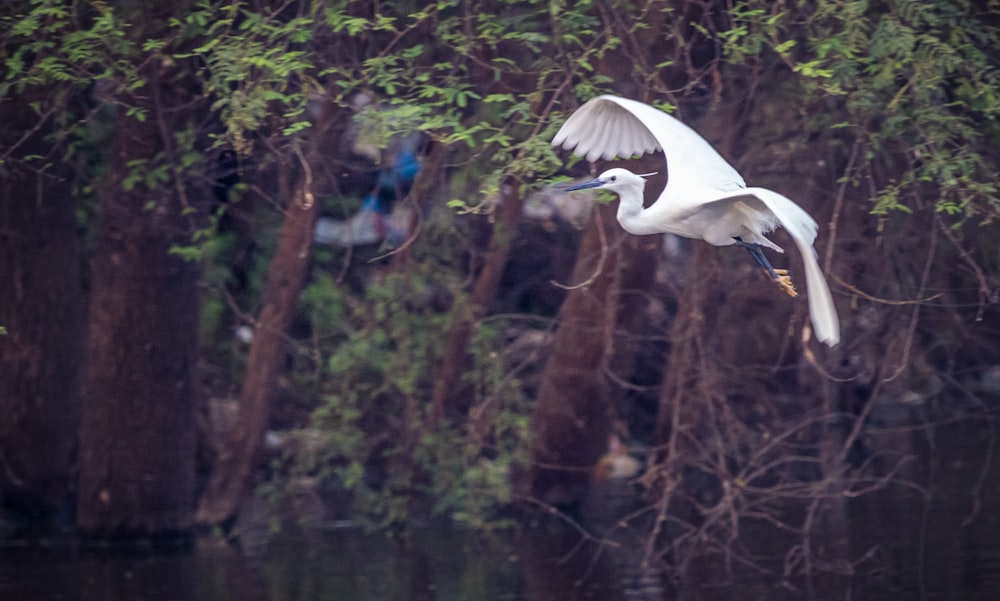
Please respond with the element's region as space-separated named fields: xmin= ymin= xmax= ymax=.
xmin=3 ymin=420 xmax=1000 ymax=600
xmin=0 ymin=528 xmax=523 ymax=601
xmin=249 ymin=528 xmax=524 ymax=601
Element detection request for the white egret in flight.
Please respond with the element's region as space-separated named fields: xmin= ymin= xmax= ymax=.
xmin=553 ymin=95 xmax=840 ymax=347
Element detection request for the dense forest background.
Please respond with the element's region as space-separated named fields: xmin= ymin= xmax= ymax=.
xmin=2 ymin=0 xmax=1000 ymax=588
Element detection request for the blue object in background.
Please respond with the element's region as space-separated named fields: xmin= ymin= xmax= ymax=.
xmin=315 ymin=141 xmax=420 ymax=247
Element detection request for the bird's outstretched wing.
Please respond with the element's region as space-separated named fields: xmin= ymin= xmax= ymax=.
xmin=551 ymin=95 xmax=745 ymax=193
xmin=711 ymin=187 xmax=839 ymax=347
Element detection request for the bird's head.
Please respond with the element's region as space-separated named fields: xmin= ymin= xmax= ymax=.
xmin=565 ymin=168 xmax=655 ymax=194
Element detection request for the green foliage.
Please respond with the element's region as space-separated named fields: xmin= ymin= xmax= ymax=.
xmin=317 ymin=0 xmax=614 ymax=194
xmin=720 ymin=0 xmax=1000 ymax=220
xmin=292 ymin=255 xmax=530 ymax=530
xmin=2 ymin=0 xmax=613 ymax=212
xmin=1 ymin=0 xmax=140 ymax=96
xmin=175 ymin=0 xmax=320 ymax=154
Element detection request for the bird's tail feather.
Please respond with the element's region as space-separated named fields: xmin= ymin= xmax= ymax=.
xmin=795 ymin=237 xmax=840 ymax=346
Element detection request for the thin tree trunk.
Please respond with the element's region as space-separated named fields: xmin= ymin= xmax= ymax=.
xmin=432 ymin=178 xmax=524 ymax=420
xmin=0 ymin=97 xmax=83 ymax=518
xmin=76 ymin=66 xmax=202 ymax=537
xmin=195 ymin=98 xmax=341 ymax=525
xmin=195 ymin=174 xmax=320 ymax=526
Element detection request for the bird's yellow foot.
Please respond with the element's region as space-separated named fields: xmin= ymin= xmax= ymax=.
xmin=769 ymin=269 xmax=798 ymax=298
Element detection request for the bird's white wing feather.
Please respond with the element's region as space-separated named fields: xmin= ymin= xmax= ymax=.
xmin=736 ymin=187 xmax=839 ymax=346
xmin=552 ymin=95 xmax=660 ymax=161
xmin=552 ymin=95 xmax=746 ymax=192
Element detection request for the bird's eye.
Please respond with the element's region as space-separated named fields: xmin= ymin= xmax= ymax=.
xmin=610 ymin=176 xmax=617 ymax=182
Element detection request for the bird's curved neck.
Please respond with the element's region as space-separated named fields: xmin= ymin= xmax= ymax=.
xmin=614 ymin=185 xmax=651 ymax=235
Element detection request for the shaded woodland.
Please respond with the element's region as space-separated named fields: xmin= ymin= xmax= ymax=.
xmin=2 ymin=0 xmax=1000 ymax=588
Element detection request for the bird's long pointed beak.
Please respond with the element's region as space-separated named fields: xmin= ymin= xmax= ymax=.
xmin=565 ymin=177 xmax=607 ymax=191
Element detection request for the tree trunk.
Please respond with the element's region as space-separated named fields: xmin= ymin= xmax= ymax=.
xmin=76 ymin=65 xmax=202 ymax=537
xmin=527 ymin=203 xmax=626 ymax=506
xmin=0 ymin=97 xmax=83 ymax=518
xmin=432 ymin=177 xmax=524 ymax=420
xmin=195 ymin=173 xmax=320 ymax=526
xmin=654 ymin=243 xmax=720 ymax=445
xmin=195 ymin=93 xmax=342 ymax=525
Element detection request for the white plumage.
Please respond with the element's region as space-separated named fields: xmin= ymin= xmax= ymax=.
xmin=554 ymin=95 xmax=840 ymax=347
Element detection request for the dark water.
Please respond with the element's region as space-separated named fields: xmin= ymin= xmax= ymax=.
xmin=3 ymin=421 xmax=1000 ymax=600
xmin=0 ymin=528 xmax=525 ymax=601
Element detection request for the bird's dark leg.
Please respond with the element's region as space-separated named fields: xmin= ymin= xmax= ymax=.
xmin=733 ymin=237 xmax=798 ymax=297
xmin=734 ymin=237 xmax=779 ymax=279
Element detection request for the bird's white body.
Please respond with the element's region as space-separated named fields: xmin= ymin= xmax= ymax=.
xmin=553 ymin=95 xmax=840 ymax=347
